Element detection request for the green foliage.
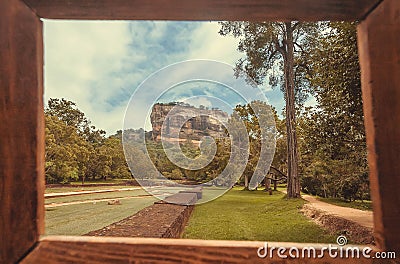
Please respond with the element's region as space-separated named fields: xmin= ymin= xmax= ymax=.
xmin=219 ymin=21 xmax=323 ymax=198
xmin=298 ymin=22 xmax=369 ymax=201
xmin=45 ymin=114 xmax=89 ymax=183
xmin=271 ymin=108 xmax=288 ymax=174
xmin=220 ymin=22 xmax=369 ymax=201
xmin=45 ymin=98 xmax=131 ymax=184
xmin=232 ymin=101 xmax=276 ymax=189
xmin=164 ymin=169 xmax=184 ymax=180
xmin=46 ymin=98 xmax=106 ymax=143
xmin=219 ymin=22 xmax=322 ymax=106
xmin=145 ymin=139 xmax=231 ymax=183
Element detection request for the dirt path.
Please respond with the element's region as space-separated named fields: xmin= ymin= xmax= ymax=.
xmin=45 ymin=194 xmax=151 ymax=208
xmin=45 ymin=187 xmax=141 ymax=198
xmin=301 ymin=194 xmax=373 ymax=229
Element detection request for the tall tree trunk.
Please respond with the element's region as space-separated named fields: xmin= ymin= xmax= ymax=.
xmin=265 ymin=177 xmax=271 ymax=190
xmin=244 ymin=174 xmax=249 ymax=190
xmin=284 ymin=22 xmax=300 ymax=198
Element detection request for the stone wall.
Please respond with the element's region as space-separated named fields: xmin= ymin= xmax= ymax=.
xmin=85 ymin=192 xmax=198 ymax=238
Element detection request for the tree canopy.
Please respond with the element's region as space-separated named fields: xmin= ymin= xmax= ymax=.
xmin=219 ymin=21 xmax=322 ymax=197
xmin=45 ymin=98 xmax=130 ymax=184
xmin=299 ymin=22 xmax=369 ymax=201
xmin=219 ymin=21 xmax=369 ymax=201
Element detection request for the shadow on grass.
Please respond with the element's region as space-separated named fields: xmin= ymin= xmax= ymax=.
xmin=182 ymin=187 xmax=336 ymax=243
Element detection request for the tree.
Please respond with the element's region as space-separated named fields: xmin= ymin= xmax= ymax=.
xmin=45 ymin=98 xmax=132 ymax=184
xmin=299 ymin=22 xmax=369 ymax=201
xmin=105 ymin=135 xmax=132 ymax=179
xmin=145 ymin=139 xmax=226 ymax=183
xmin=46 ymin=98 xmax=106 ymax=144
xmin=219 ymin=22 xmax=320 ymax=197
xmin=232 ymin=101 xmax=276 ymax=190
xmin=45 ymin=114 xmax=90 ymax=183
xmin=233 ymin=103 xmax=260 ymax=189
xmin=307 ymin=22 xmax=365 ymax=159
xmin=165 ymin=168 xmax=184 ymax=180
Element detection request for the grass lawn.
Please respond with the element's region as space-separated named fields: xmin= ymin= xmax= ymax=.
xmin=317 ymin=197 xmax=372 ymax=211
xmin=68 ymin=179 xmax=132 ymax=185
xmin=183 ymin=187 xmax=336 ymax=243
xmin=45 ymin=196 xmax=156 ymax=235
xmin=45 ymin=185 xmax=135 ymax=193
xmin=45 ymin=189 xmax=149 ymax=205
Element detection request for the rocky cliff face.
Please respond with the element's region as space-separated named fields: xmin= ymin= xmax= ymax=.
xmin=150 ymin=103 xmax=229 ymax=142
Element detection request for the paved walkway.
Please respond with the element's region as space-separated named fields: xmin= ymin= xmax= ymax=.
xmin=45 ymin=195 xmax=151 ymax=208
xmin=301 ymin=194 xmax=374 ymax=229
xmin=45 ymin=187 xmax=141 ymax=198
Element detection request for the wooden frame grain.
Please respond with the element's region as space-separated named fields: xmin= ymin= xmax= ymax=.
xmin=1 ymin=0 xmax=399 ymax=263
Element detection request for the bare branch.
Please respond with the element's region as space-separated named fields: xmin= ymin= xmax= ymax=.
xmin=294 ymin=42 xmax=307 ymax=54
xmin=269 ymin=166 xmax=288 ymax=178
xmin=292 ymin=21 xmax=300 ymax=30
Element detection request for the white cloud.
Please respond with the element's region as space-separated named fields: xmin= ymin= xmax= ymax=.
xmin=44 ymin=20 xmax=131 ymax=134
xmin=44 ymin=21 xmax=276 ymax=134
xmin=188 ymin=22 xmax=242 ymax=65
xmin=184 ymin=97 xmax=213 ymax=108
xmin=188 ymin=22 xmax=273 ymax=94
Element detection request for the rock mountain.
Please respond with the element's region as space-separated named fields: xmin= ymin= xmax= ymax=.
xmin=150 ymin=103 xmax=229 ymax=143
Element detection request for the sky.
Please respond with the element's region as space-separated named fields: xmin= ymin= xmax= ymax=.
xmin=44 ymin=20 xmax=309 ymax=135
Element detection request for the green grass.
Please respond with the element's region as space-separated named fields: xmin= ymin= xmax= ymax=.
xmin=317 ymin=197 xmax=372 ymax=211
xmin=45 ymin=189 xmax=149 ymax=205
xmin=45 ymin=185 xmax=134 ymax=193
xmin=183 ymin=188 xmax=336 ymax=243
xmin=45 ymin=196 xmax=156 ymax=235
xmin=68 ymin=179 xmax=131 ymax=185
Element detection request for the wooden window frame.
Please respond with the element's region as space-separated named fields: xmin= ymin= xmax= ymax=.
xmin=1 ymin=0 xmax=399 ymax=263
